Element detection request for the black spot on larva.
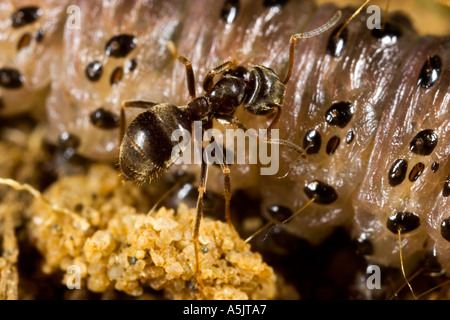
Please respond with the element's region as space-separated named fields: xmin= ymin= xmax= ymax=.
xmin=326 ymin=136 xmax=340 ymax=155
xmin=353 ymin=237 xmax=374 ymax=256
xmin=110 ymin=66 xmax=124 ymax=86
xmin=325 ymin=101 xmax=354 ymax=128
xmin=440 ymin=218 xmax=450 ymax=241
xmin=263 ymin=0 xmax=288 ymax=9
xmin=0 ymin=68 xmax=24 ymax=89
xmin=431 ymin=161 xmax=439 ymax=173
xmin=105 ymin=34 xmax=136 ymax=58
xmin=443 ymin=174 xmax=450 ymax=197
xmin=85 ymin=61 xmax=103 ymax=82
xmin=58 ymin=132 xmax=80 ymax=150
xmin=89 ymin=107 xmax=119 ymax=130
xmin=326 ymin=24 xmax=348 ymax=58
xmin=220 ymin=0 xmax=239 ymax=24
xmin=304 ymin=180 xmax=338 ymax=205
xmin=388 ymin=159 xmax=408 ymax=187
xmin=346 ymin=130 xmax=354 ymax=144
xmin=409 ymin=129 xmax=438 ymax=156
xmin=371 ymin=23 xmax=401 ymax=45
xmin=424 ymin=250 xmax=442 ymax=275
xmin=17 ymin=33 xmax=32 ymax=50
xmin=303 ymin=130 xmax=321 ymax=154
xmin=127 ymin=59 xmax=137 ymax=72
xmin=386 ymin=211 xmax=420 ymax=234
xmin=11 ymin=6 xmax=42 ymax=28
xmin=408 ymin=162 xmax=425 ymax=182
xmin=35 ymin=29 xmax=44 ymax=42
xmin=417 ymin=56 xmax=441 ymax=89
xmin=267 ymin=204 xmax=293 ymax=222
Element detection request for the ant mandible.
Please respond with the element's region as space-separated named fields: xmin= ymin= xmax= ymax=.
xmin=118 ymin=10 xmax=341 ymax=295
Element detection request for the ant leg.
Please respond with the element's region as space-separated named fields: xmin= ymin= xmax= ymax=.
xmin=202 ymin=60 xmax=234 ymax=92
xmin=120 ymin=100 xmax=158 ymax=146
xmin=193 ymin=141 xmax=209 ymax=296
xmin=216 ymin=114 xmax=305 ymax=157
xmin=167 ymin=41 xmax=196 ymax=99
xmin=215 ymin=114 xmax=248 ymax=131
xmin=283 ymin=10 xmax=342 ymax=85
xmin=266 ymin=105 xmax=281 ymax=139
xmin=218 ymin=157 xmax=233 ymax=229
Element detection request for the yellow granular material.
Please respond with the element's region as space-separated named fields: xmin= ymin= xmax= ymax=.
xmin=28 ymin=164 xmax=276 ymax=300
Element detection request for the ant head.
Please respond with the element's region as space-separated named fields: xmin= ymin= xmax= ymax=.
xmin=243 ymin=65 xmax=285 ymax=115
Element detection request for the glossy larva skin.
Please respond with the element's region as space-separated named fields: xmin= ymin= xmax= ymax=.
xmin=352 ymin=36 xmax=450 ymax=270
xmin=45 ymin=0 xmax=315 ymax=160
xmin=0 ymin=0 xmax=67 ymax=116
xmin=45 ymin=0 xmax=187 ymax=159
xmin=260 ymin=5 xmax=420 ymax=244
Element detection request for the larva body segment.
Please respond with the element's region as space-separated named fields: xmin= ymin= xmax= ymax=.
xmin=45 ymin=0 xmax=187 ymax=160
xmin=352 ymin=35 xmax=450 ymax=270
xmin=260 ymin=5 xmax=421 ymax=244
xmin=0 ymin=0 xmax=67 ymax=116
xmin=45 ymin=0 xmax=316 ymax=161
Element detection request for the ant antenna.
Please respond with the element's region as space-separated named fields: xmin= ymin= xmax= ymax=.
xmin=397 ymin=228 xmax=417 ymax=299
xmin=283 ymin=10 xmax=342 ymax=85
xmin=335 ymin=0 xmax=370 ymax=39
xmin=244 ymin=197 xmax=315 ymax=244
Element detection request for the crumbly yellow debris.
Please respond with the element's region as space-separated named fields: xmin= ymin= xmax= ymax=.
xmin=28 ymin=164 xmax=277 ymax=300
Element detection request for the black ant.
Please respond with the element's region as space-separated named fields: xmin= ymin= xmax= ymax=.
xmin=118 ymin=11 xmax=341 ymax=296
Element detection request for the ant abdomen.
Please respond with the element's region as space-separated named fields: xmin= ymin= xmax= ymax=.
xmin=244 ymin=66 xmax=285 ymax=115
xmin=119 ymin=103 xmax=191 ymax=185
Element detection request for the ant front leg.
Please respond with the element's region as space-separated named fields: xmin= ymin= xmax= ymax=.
xmin=266 ymin=105 xmax=281 ymax=139
xmin=120 ymin=100 xmax=158 ymax=146
xmin=167 ymin=41 xmax=196 ymax=99
xmin=202 ymin=60 xmax=234 ymax=92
